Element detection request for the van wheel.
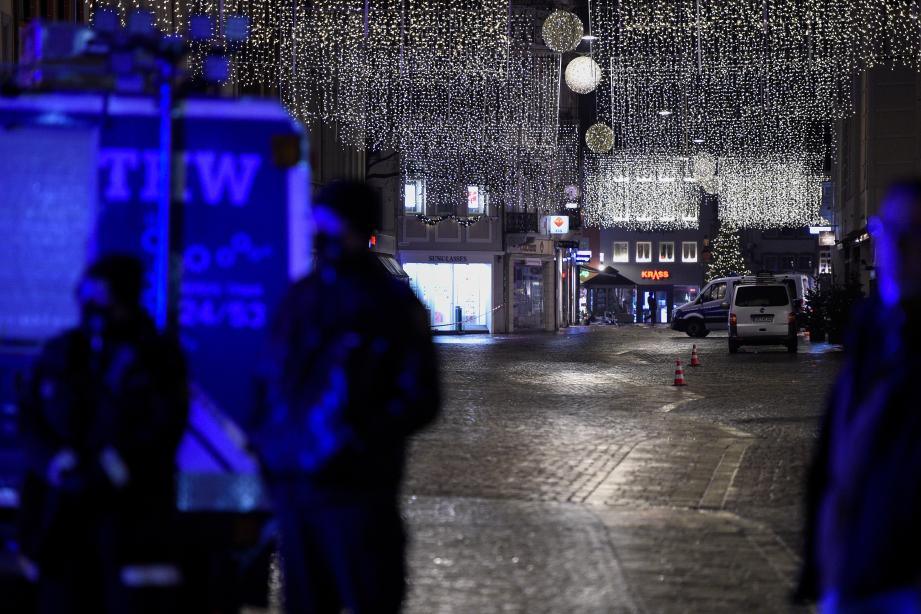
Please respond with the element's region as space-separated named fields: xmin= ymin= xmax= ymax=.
xmin=728 ymin=340 xmax=739 ymax=354
xmin=685 ymin=321 xmax=705 ymax=338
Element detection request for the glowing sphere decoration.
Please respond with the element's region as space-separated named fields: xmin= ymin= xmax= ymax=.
xmin=541 ymin=10 xmax=583 ymax=53
xmin=585 ymin=123 xmax=615 ymax=153
xmin=565 ymin=56 xmax=602 ymax=94
xmin=692 ymin=152 xmax=719 ymax=195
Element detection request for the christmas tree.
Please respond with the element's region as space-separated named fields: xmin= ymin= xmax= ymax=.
xmin=705 ymin=223 xmax=750 ymax=282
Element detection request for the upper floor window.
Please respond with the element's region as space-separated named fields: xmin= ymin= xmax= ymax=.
xmin=636 ymin=241 xmax=652 ymax=263
xmin=798 ymin=254 xmax=814 ymax=271
xmin=682 ymin=241 xmax=698 ymax=263
xmin=467 ymin=185 xmax=489 ymax=215
xmin=612 ymin=241 xmax=629 ymax=263
xmin=404 ymin=179 xmax=425 ymax=214
xmin=763 ymin=254 xmax=779 ymax=271
xmin=659 ymin=241 xmax=675 ymax=263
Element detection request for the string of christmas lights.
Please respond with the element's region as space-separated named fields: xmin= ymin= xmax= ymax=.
xmin=87 ymin=1 xmax=921 ymax=232
xmin=717 ymin=155 xmax=826 ymax=228
xmin=583 ymin=0 xmax=921 ymax=229
xmin=583 ymin=154 xmax=701 ymax=231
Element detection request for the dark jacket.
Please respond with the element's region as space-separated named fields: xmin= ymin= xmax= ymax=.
xmin=249 ymin=249 xmax=440 ymax=496
xmin=18 ymin=314 xmax=188 ymax=565
xmin=798 ymin=297 xmax=921 ymax=601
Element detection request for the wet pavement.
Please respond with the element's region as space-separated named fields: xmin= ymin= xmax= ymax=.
xmin=402 ymin=325 xmax=842 ymax=613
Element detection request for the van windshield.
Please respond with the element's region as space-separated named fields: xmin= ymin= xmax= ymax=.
xmin=734 ymin=285 xmax=789 ymax=307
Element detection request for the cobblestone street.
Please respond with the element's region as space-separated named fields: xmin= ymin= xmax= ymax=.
xmin=402 ymin=326 xmax=843 ymax=613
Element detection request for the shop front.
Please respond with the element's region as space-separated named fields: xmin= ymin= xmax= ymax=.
xmin=598 ymin=227 xmax=709 ymax=324
xmin=583 ymin=266 xmax=702 ymax=324
xmin=505 ymin=238 xmax=558 ymax=332
xmin=400 ymin=252 xmax=500 ymax=333
xmin=583 ymin=267 xmax=637 ymax=323
xmin=634 ymin=272 xmax=701 ymax=324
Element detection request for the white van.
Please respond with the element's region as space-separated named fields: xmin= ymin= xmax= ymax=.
xmin=728 ymin=282 xmax=798 ymax=353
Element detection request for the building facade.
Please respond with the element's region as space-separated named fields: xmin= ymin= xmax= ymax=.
xmin=595 ymin=227 xmax=708 ymax=324
xmin=832 ymin=67 xmax=921 ymax=293
xmin=740 ymin=228 xmax=820 ymax=277
xmin=397 ymin=184 xmax=506 ymax=333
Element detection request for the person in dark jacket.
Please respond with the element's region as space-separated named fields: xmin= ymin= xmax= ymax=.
xmin=18 ymin=254 xmax=189 ymax=614
xmin=646 ymin=292 xmax=657 ymax=324
xmin=249 ymin=180 xmax=440 ymax=614
xmin=797 ymin=181 xmax=921 ymax=613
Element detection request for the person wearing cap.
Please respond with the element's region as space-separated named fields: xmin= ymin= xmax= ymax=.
xmin=796 ymin=181 xmax=921 ymax=612
xmin=18 ymin=254 xmax=188 ymax=613
xmin=248 ymin=180 xmax=440 ymax=614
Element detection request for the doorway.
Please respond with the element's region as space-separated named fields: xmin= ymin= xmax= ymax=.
xmin=641 ymin=288 xmax=672 ymax=324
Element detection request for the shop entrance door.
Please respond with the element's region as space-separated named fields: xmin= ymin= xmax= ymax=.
xmin=513 ymin=261 xmax=545 ymax=330
xmin=641 ymin=288 xmax=672 ymax=324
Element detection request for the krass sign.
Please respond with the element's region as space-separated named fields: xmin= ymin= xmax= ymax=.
xmin=640 ymin=270 xmax=671 ymax=281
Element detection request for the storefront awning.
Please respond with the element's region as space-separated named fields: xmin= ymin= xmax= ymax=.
xmin=376 ymin=254 xmax=409 ymax=279
xmin=582 ymin=267 xmax=637 ymax=288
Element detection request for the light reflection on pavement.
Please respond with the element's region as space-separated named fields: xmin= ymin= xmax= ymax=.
xmin=403 ymin=326 xmax=841 ymax=613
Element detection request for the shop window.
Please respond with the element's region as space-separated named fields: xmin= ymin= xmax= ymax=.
xmin=636 ymin=241 xmax=652 ymax=263
xmin=612 ymin=241 xmax=629 ymax=263
xmin=514 ymin=261 xmax=547 ymax=330
xmin=466 ymin=185 xmax=489 ymax=214
xmin=674 ymin=285 xmax=699 ymax=307
xmin=798 ymin=254 xmax=814 ymax=271
xmin=781 ymin=254 xmax=797 ymax=270
xmin=404 ymin=179 xmax=425 ymax=214
xmin=682 ymin=241 xmax=697 ymax=263
xmin=403 ymin=262 xmax=493 ymax=332
xmin=659 ymin=241 xmax=674 ymax=263
xmin=763 ymin=254 xmax=779 ymax=271
xmin=819 ymin=249 xmax=832 ymax=275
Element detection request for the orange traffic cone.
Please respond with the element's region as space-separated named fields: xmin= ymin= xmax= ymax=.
xmin=690 ymin=344 xmax=701 ymax=367
xmin=673 ymin=358 xmax=688 ymax=386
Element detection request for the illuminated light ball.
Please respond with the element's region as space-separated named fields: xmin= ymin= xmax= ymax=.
xmin=541 ymin=10 xmax=584 ymax=53
xmin=565 ymin=56 xmax=602 ymax=94
xmin=692 ymin=152 xmax=719 ymax=195
xmin=585 ymin=123 xmax=615 ymax=153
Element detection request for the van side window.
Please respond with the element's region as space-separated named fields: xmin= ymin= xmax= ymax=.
xmin=698 ymin=286 xmax=712 ymax=303
xmin=711 ymin=283 xmax=727 ymax=301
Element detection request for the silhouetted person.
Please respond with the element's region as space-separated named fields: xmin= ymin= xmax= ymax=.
xmin=249 ymin=181 xmax=440 ymax=614
xmin=18 ymin=255 xmax=188 ymax=614
xmin=647 ymin=292 xmax=657 ymax=324
xmin=797 ymin=181 xmax=921 ymax=612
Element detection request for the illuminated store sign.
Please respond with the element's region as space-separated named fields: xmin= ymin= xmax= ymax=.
xmin=543 ymin=215 xmax=570 ymax=235
xmin=428 ymin=255 xmax=469 ymax=264
xmin=640 ymin=270 xmax=671 ymax=281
